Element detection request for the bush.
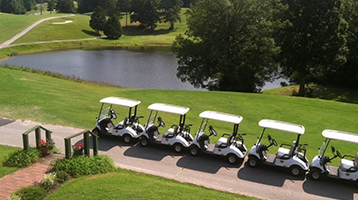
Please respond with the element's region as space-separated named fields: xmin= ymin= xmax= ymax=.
xmin=55 ymin=171 xmax=69 ymax=183
xmin=3 ymin=148 xmax=40 ymax=168
xmin=52 ymin=155 xmax=118 ymax=178
xmin=14 ymin=185 xmax=46 ymax=200
xmin=40 ymin=173 xmax=56 ymax=191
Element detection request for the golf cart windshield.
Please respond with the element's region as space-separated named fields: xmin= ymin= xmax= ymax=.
xmin=146 ymin=112 xmax=157 ymax=128
xmin=98 ymin=107 xmax=111 ymax=121
xmin=197 ymin=121 xmax=207 ymax=136
xmin=319 ymin=142 xmax=326 ymax=157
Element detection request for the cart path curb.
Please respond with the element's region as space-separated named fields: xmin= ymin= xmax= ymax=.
xmin=0 ymin=153 xmax=64 ymax=199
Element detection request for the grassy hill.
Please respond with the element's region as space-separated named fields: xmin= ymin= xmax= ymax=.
xmin=0 ymin=11 xmax=188 ymax=60
xmin=1 ymin=66 xmax=358 ymax=165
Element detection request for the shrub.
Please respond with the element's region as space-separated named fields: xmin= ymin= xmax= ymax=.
xmin=14 ymin=185 xmax=46 ymax=200
xmin=55 ymin=171 xmax=69 ymax=183
xmin=3 ymin=148 xmax=40 ymax=168
xmin=40 ymin=173 xmax=56 ymax=191
xmin=53 ymin=155 xmax=118 ymax=178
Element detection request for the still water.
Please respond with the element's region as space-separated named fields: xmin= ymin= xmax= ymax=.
xmin=0 ymin=48 xmax=283 ymax=90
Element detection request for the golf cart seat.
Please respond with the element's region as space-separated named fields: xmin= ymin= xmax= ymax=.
xmin=215 ymin=134 xmax=233 ymax=148
xmin=340 ymin=153 xmax=358 ymax=172
xmin=163 ymin=126 xmax=177 ymax=138
xmin=277 ymin=141 xmax=296 ymax=159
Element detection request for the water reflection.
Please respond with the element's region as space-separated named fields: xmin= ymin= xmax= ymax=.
xmin=0 ymin=48 xmax=284 ymax=90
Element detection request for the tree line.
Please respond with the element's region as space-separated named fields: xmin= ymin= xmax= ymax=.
xmin=173 ymin=0 xmax=358 ymax=95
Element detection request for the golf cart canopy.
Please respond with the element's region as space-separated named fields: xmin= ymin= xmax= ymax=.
xmin=322 ymin=129 xmax=358 ymax=144
xmin=199 ymin=111 xmax=243 ymax=124
xmin=148 ymin=103 xmax=189 ymax=115
xmin=259 ymin=119 xmax=305 ymax=135
xmin=100 ymin=97 xmax=141 ymax=108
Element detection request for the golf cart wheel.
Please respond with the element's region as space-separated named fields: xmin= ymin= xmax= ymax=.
xmin=310 ymin=168 xmax=322 ymax=180
xmin=189 ymin=146 xmax=199 ymax=156
xmin=173 ymin=143 xmax=184 ymax=153
xmin=139 ymin=136 xmax=149 ymax=147
xmin=248 ymin=155 xmax=260 ymax=168
xmin=123 ymin=134 xmax=132 ymax=144
xmin=227 ymin=154 xmax=238 ymax=164
xmin=290 ymin=165 xmax=303 ymax=176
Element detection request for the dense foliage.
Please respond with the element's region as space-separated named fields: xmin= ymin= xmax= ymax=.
xmin=3 ymin=148 xmax=40 ymax=168
xmin=55 ymin=0 xmax=75 ymax=13
xmin=52 ymin=155 xmax=118 ymax=178
xmin=103 ymin=14 xmax=123 ymax=39
xmin=172 ymin=0 xmax=279 ymax=92
xmin=89 ymin=6 xmax=107 ymax=35
xmin=275 ymin=0 xmax=348 ymax=96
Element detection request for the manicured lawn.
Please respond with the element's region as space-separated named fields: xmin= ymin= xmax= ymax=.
xmin=0 ymin=145 xmax=20 ymax=178
xmin=1 ymin=66 xmax=358 ymax=166
xmin=0 ymin=10 xmax=188 ymax=60
xmin=45 ymin=171 xmax=257 ymax=200
xmin=0 ymin=12 xmax=67 ymax=44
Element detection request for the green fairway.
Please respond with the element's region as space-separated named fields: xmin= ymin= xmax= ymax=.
xmin=45 ymin=171 xmax=257 ymax=200
xmin=1 ymin=66 xmax=358 ymax=165
xmin=0 ymin=145 xmax=20 ymax=178
xmin=0 ymin=10 xmax=187 ymax=60
xmin=0 ymin=12 xmax=67 ymax=44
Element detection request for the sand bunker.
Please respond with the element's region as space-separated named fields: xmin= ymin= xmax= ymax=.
xmin=52 ymin=20 xmax=73 ymax=24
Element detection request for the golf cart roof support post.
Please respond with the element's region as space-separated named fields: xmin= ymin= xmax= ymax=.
xmin=256 ymin=128 xmax=266 ymax=145
xmin=233 ymin=124 xmax=239 ymax=135
xmin=296 ymin=134 xmax=301 ymax=146
xmin=97 ymin=103 xmax=105 ymax=121
xmin=179 ymin=114 xmax=186 ymax=128
xmin=128 ymin=107 xmax=132 ymax=118
xmin=145 ymin=110 xmax=154 ymax=129
xmin=322 ymin=137 xmax=331 ymax=156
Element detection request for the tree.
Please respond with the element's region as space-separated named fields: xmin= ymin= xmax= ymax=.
xmin=160 ymin=0 xmax=183 ymax=30
xmin=130 ymin=0 xmax=161 ymax=30
xmin=104 ymin=14 xmax=123 ymax=39
xmin=90 ymin=6 xmax=107 ymax=35
xmin=46 ymin=0 xmax=55 ymax=13
xmin=275 ymin=0 xmax=348 ymax=96
xmin=77 ymin=0 xmax=95 ymax=13
xmin=55 ymin=0 xmax=75 ymax=13
xmin=172 ymin=0 xmax=279 ymax=92
xmin=1 ymin=0 xmax=26 ymax=14
xmin=22 ymin=0 xmax=35 ymax=11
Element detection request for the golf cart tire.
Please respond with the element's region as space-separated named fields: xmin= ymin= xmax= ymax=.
xmin=139 ymin=136 xmax=149 ymax=147
xmin=173 ymin=143 xmax=184 ymax=153
xmin=189 ymin=146 xmax=200 ymax=156
xmin=355 ymin=179 xmax=358 ymax=188
xmin=310 ymin=168 xmax=322 ymax=180
xmin=227 ymin=154 xmax=238 ymax=164
xmin=290 ymin=165 xmax=303 ymax=176
xmin=123 ymin=134 xmax=132 ymax=144
xmin=248 ymin=155 xmax=260 ymax=168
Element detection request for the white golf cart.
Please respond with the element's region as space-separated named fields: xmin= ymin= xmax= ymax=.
xmin=92 ymin=97 xmax=144 ymax=143
xmin=247 ymin=119 xmax=309 ymax=176
xmin=310 ymin=129 xmax=358 ymax=187
xmin=188 ymin=111 xmax=247 ymax=164
xmin=139 ymin=103 xmax=194 ymax=153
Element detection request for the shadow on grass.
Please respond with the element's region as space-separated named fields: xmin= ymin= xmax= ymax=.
xmin=81 ymin=29 xmax=100 ymax=37
xmin=123 ymin=26 xmax=173 ymax=36
xmin=307 ymin=85 xmax=358 ymax=104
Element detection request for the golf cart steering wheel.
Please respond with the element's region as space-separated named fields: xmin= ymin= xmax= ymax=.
xmin=336 ymin=150 xmax=342 ymax=158
xmin=209 ymin=125 xmax=217 ymax=136
xmin=110 ymin=109 xmax=117 ymax=119
xmin=157 ymin=117 xmax=166 ymax=127
xmin=268 ymin=135 xmax=277 ymax=146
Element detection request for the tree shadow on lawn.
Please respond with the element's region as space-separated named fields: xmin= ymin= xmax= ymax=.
xmin=82 ymin=29 xmax=100 ymax=37
xmin=122 ymin=26 xmax=173 ymax=36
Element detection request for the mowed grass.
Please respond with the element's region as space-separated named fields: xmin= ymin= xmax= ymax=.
xmin=0 ymin=145 xmax=20 ymax=178
xmin=0 ymin=12 xmax=67 ymax=44
xmin=45 ymin=171 xmax=256 ymax=200
xmin=1 ymin=67 xmax=358 ymax=166
xmin=0 ymin=10 xmax=188 ymax=59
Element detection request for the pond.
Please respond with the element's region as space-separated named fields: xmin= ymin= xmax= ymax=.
xmin=0 ymin=47 xmax=284 ymax=91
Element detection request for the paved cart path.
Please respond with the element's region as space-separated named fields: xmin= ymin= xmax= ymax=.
xmin=0 ymin=117 xmax=357 ymax=200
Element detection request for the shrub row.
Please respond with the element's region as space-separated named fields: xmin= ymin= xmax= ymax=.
xmin=3 ymin=148 xmax=40 ymax=168
xmin=52 ymin=155 xmax=118 ymax=178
